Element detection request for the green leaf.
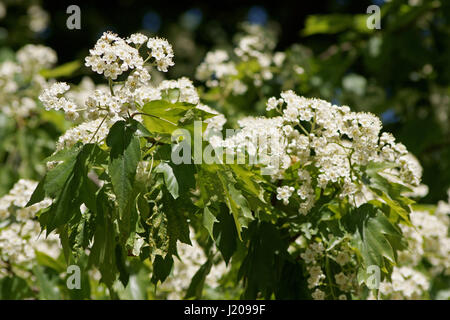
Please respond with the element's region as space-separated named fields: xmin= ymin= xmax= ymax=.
xmin=106 ymin=120 xmax=141 ymax=215
xmin=29 ymin=143 xmax=104 ymax=234
xmin=345 ymin=203 xmax=407 ymax=285
xmin=213 ymin=205 xmax=238 ymax=264
xmin=365 ymin=161 xmax=398 ymax=175
xmin=72 ymin=211 xmax=96 ymax=260
xmin=302 ymin=14 xmax=373 ymax=36
xmin=146 ymin=186 xmax=192 ymax=259
xmin=33 ymin=265 xmax=61 ymax=300
xmin=0 ymin=277 xmax=33 ymax=299
xmin=147 ymin=191 xmax=170 ymax=258
xmin=238 ymin=222 xmax=285 ymax=299
xmin=170 ymin=163 xmax=196 ymax=195
xmin=374 ymin=189 xmax=412 ymax=226
xmin=44 ymin=152 xmax=78 ymax=198
xmin=364 ymin=162 xmax=413 ymax=225
xmin=115 ymin=244 xmax=130 ymax=287
xmin=40 ymin=60 xmax=81 ymax=78
xmin=26 ymin=178 xmax=45 ymax=207
xmin=275 ymin=260 xmax=309 ymax=299
xmin=132 ymin=119 xmax=153 ymax=138
xmin=185 ymin=259 xmax=213 ymax=299
xmin=88 ymin=192 xmax=118 ymax=287
xmin=40 ymin=144 xmax=103 ymax=233
xmin=164 ymin=193 xmax=192 ymax=248
xmin=203 ymin=207 xmax=218 ymax=240
xmin=141 ymin=100 xmax=186 ymax=134
xmin=154 ymin=162 xmax=179 ymax=199
xmin=229 ymin=164 xmax=266 ymax=203
xmin=197 ymin=165 xmax=254 ymax=240
xmin=35 ymin=251 xmax=66 ymax=273
xmin=218 ymin=171 xmax=253 ymax=240
xmin=151 ymin=254 xmax=173 ymax=285
xmin=140 ymin=99 xmax=215 ymax=135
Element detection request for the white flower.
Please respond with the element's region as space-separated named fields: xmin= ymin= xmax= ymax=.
xmin=335 ymin=272 xmax=348 ymax=287
xmin=195 ymin=50 xmax=237 ymax=86
xmin=127 ymin=33 xmax=148 ymax=45
xmin=147 ymin=37 xmax=175 ymax=72
xmin=0 ymin=180 xmax=59 ymax=271
xmin=311 ymin=289 xmax=325 ymax=300
xmin=273 ymin=52 xmax=285 ymax=67
xmin=301 ymin=248 xmax=316 ymax=264
xmin=266 ymin=97 xmax=282 ymax=111
xmin=276 ymin=186 xmax=295 ymax=205
xmin=335 ymin=251 xmax=350 ymax=266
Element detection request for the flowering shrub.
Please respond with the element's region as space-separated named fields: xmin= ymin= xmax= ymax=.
xmin=377 ymin=192 xmax=450 ymax=300
xmin=13 ymin=30 xmax=446 ymax=301
xmin=0 ymin=43 xmax=75 ymax=196
xmin=0 ymin=179 xmax=64 ymax=299
xmin=0 ymin=21 xmax=446 ymax=300
xmin=196 ymin=23 xmax=303 ymax=125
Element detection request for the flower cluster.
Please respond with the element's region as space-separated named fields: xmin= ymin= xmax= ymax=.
xmin=223 ymin=91 xmax=421 ymax=215
xmin=85 ymin=32 xmax=145 ymax=80
xmin=54 ymin=117 xmax=112 ymax=151
xmin=196 ymin=50 xmax=238 ymax=88
xmin=378 ymin=267 xmax=430 ymax=299
xmin=374 ymin=189 xmax=450 ymax=299
xmin=400 ymin=208 xmax=450 ymax=273
xmin=146 ymin=37 xmax=175 ymax=72
xmin=219 ymin=116 xmax=289 ymax=173
xmin=276 ymin=186 xmax=295 ymax=205
xmin=195 ymin=24 xmax=285 ymax=94
xmin=0 ymin=180 xmax=59 ymax=279
xmin=40 ymin=32 xmax=226 ymax=164
xmin=37 ymin=32 xmax=178 ymax=149
xmin=294 ymin=238 xmax=357 ymax=300
xmin=17 ymin=44 xmax=57 ymax=73
xmin=0 ymin=45 xmax=56 ymax=118
xmin=157 ymin=77 xmax=200 ymax=104
xmin=27 ymin=5 xmax=49 ymax=33
xmin=233 ymin=24 xmax=276 ymax=86
xmin=39 ymin=82 xmax=81 ymax=120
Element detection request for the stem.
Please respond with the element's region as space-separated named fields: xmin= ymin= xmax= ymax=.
xmin=147 ymin=155 xmax=154 ymax=181
xmin=130 ymin=112 xmax=177 ymax=126
xmin=298 ymin=123 xmax=309 ymax=136
xmin=108 ymin=78 xmax=115 ymax=96
xmin=89 ymin=114 xmax=108 ymax=143
xmin=325 ymin=254 xmax=337 ymax=299
xmin=143 ymin=52 xmax=152 ymax=64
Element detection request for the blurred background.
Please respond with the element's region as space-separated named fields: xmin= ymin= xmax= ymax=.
xmin=0 ymin=0 xmax=449 ymax=204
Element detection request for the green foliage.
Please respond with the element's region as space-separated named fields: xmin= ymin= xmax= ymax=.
xmin=2 ymin=1 xmax=449 ymax=300
xmin=302 ymin=14 xmax=373 ymax=36
xmin=344 ymin=204 xmax=407 ymax=284
xmin=106 ymin=120 xmax=141 ymax=214
xmin=40 ymin=60 xmax=81 ymax=79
